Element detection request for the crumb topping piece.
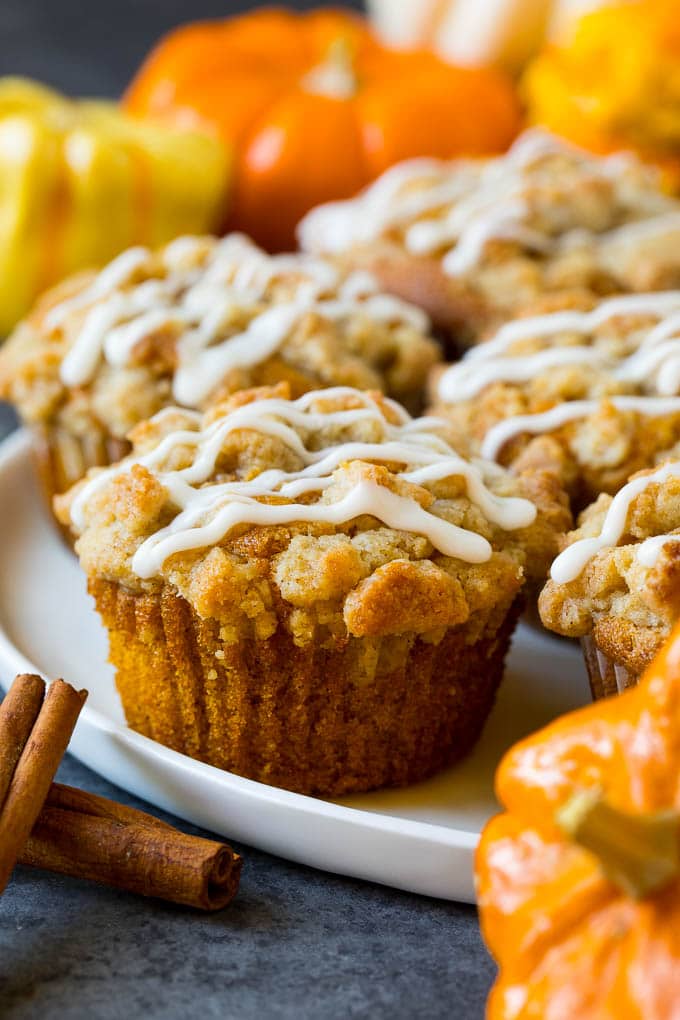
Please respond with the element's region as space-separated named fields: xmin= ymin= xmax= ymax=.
xmin=438 ymin=292 xmax=680 ymax=406
xmin=58 ymin=386 xmax=569 ymax=643
xmin=299 ymin=131 xmax=680 ymax=281
xmin=539 ymin=460 xmax=680 ymax=670
xmin=551 ymin=460 xmax=680 ymax=584
xmin=68 ymin=387 xmax=537 ymax=578
xmin=429 ymin=290 xmax=680 ymax=503
xmin=0 ymin=234 xmax=440 ymax=440
xmin=450 ymin=290 xmax=680 ymax=461
xmin=51 ymin=234 xmax=429 ymax=404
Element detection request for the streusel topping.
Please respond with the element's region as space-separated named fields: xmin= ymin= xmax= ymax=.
xmin=300 ymin=131 xmax=680 ymax=306
xmin=0 ymin=234 xmax=440 ymax=439
xmin=429 ymin=291 xmax=680 ymax=504
xmin=539 ymin=460 xmax=680 ymax=671
xmin=57 ymin=386 xmax=569 ymax=644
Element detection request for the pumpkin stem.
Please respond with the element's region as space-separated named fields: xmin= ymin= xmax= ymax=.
xmin=557 ymin=789 xmax=680 ymax=899
xmin=301 ymin=38 xmax=358 ymax=101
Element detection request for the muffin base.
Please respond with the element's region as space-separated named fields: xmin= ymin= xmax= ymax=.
xmin=581 ymin=636 xmax=639 ymax=700
xmin=341 ymin=243 xmax=494 ymax=353
xmin=32 ymin=423 xmax=130 ymax=541
xmin=91 ymin=578 xmax=522 ymax=797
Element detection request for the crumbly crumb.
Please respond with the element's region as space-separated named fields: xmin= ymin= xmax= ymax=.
xmin=429 ymin=295 xmax=680 ymax=507
xmin=0 ymin=235 xmax=441 ymax=448
xmin=58 ymin=386 xmax=570 ymax=647
xmin=539 ymin=466 xmax=680 ymax=670
xmin=301 ymin=134 xmax=680 ymax=333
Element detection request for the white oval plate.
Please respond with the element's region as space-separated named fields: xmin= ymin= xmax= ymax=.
xmin=0 ymin=431 xmax=590 ymax=901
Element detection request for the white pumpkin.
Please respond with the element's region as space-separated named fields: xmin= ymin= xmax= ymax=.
xmin=367 ymin=0 xmax=614 ymax=72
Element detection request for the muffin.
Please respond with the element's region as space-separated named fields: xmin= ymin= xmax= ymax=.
xmin=0 ymin=232 xmax=440 ymax=512
xmin=298 ymin=130 xmax=680 ymax=348
xmin=56 ymin=385 xmax=570 ymax=796
xmin=428 ymin=290 xmax=680 ymax=510
xmin=539 ymin=459 xmax=680 ymax=697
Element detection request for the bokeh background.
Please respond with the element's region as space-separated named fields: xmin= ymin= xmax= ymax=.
xmin=0 ymin=1 xmax=363 ymax=95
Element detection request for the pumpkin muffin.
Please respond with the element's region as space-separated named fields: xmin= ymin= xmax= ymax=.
xmin=56 ymin=385 xmax=569 ymax=796
xmin=0 ymin=232 xmax=440 ymax=512
xmin=428 ymin=290 xmax=680 ymax=511
xmin=539 ymin=459 xmax=680 ymax=698
xmin=298 ymin=130 xmax=680 ymax=348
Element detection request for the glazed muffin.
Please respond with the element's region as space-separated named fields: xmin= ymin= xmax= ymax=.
xmin=539 ymin=459 xmax=680 ymax=698
xmin=56 ymin=385 xmax=569 ymax=796
xmin=298 ymin=130 xmax=680 ymax=348
xmin=0 ymin=232 xmax=440 ymax=508
xmin=428 ymin=290 xmax=680 ymax=510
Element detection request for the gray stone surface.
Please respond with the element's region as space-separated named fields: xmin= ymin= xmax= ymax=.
xmin=0 ymin=1 xmax=496 ymax=1014
xmin=0 ymin=405 xmax=18 ymax=438
xmin=1 ymin=755 xmax=494 ymax=1020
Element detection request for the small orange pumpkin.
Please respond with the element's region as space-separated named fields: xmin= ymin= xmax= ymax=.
xmin=124 ymin=7 xmax=520 ymax=251
xmin=477 ymin=620 xmax=680 ymax=1019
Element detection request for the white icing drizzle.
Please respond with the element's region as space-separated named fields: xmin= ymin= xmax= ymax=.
xmin=69 ymin=387 xmax=538 ymax=579
xmin=298 ymin=129 xmax=678 ymax=278
xmin=437 ymin=292 xmax=680 ymax=403
xmin=46 ymin=246 xmax=151 ymax=329
xmin=551 ymin=460 xmax=680 ymax=583
xmin=52 ymin=234 xmax=430 ymax=404
xmin=480 ymin=396 xmax=680 ymax=462
xmin=598 ymin=211 xmax=680 ymax=248
xmin=637 ymin=533 xmax=680 ymax=567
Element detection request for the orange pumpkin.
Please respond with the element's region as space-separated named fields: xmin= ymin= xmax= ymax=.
xmin=477 ymin=620 xmax=680 ymax=1019
xmin=124 ymin=7 xmax=521 ymax=251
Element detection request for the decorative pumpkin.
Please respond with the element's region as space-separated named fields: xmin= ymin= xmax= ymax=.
xmin=477 ymin=618 xmax=680 ymax=1019
xmin=0 ymin=77 xmax=229 ymax=336
xmin=367 ymin=0 xmax=554 ymax=73
xmin=124 ymin=7 xmax=520 ymax=251
xmin=524 ymin=0 xmax=680 ymax=190
xmin=367 ymin=1 xmax=621 ymax=73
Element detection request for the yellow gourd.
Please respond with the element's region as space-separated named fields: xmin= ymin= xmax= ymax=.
xmin=0 ymin=78 xmax=230 ymax=335
xmin=524 ymin=0 xmax=680 ymax=189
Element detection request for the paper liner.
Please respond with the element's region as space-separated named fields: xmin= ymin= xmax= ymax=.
xmin=30 ymin=424 xmax=130 ymax=542
xmin=91 ymin=578 xmax=522 ymax=797
xmin=580 ymin=635 xmax=640 ymax=700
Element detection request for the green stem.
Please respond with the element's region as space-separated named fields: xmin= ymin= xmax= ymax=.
xmin=557 ymin=789 xmax=680 ymax=899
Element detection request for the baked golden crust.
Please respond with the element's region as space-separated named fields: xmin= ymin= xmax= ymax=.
xmin=334 ymin=242 xmax=494 ymax=348
xmin=429 ymin=294 xmax=680 ymax=507
xmin=57 ymin=386 xmax=570 ymax=645
xmin=539 ymin=466 xmax=680 ymax=672
xmin=0 ymin=234 xmax=441 ymax=452
xmin=299 ymin=134 xmax=680 ymax=343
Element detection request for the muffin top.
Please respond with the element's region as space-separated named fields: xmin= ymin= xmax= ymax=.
xmin=429 ymin=290 xmax=680 ymax=505
xmin=0 ymin=233 xmax=440 ymax=439
xmin=56 ymin=385 xmax=569 ymax=646
xmin=299 ymin=130 xmax=680 ymax=311
xmin=539 ymin=459 xmax=680 ymax=672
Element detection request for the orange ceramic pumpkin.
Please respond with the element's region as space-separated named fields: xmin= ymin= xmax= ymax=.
xmin=477 ymin=620 xmax=680 ymax=1019
xmin=124 ymin=7 xmax=521 ymax=251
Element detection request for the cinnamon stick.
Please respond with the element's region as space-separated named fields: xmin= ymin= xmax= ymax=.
xmin=0 ymin=674 xmax=242 ymax=909
xmin=20 ymin=783 xmax=242 ymax=910
xmin=0 ymin=673 xmax=46 ymax=805
xmin=0 ymin=676 xmax=87 ymax=893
